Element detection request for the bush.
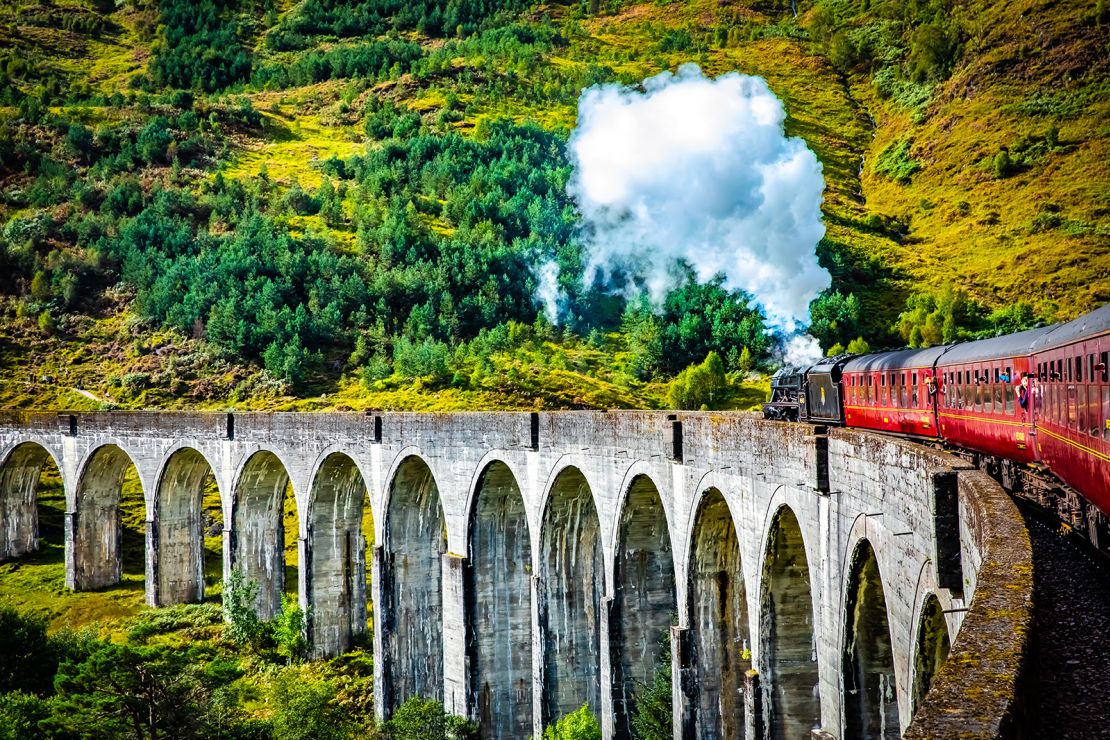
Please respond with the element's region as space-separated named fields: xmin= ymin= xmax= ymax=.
xmin=380 ymin=697 xmax=478 ymax=740
xmin=0 ymin=691 xmax=49 ymax=740
xmin=270 ymin=668 xmax=353 ymax=740
xmin=0 ymin=606 xmax=56 ymax=696
xmin=273 ymin=595 xmax=308 ymax=664
xmin=873 ymin=138 xmax=920 ymax=183
xmin=223 ymin=570 xmax=269 ymax=650
xmin=544 ymin=705 xmax=601 ymax=740
xmin=668 ymin=352 xmax=727 ymax=410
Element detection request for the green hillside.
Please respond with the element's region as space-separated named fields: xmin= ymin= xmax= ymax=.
xmin=0 ymin=0 xmax=1107 ymax=411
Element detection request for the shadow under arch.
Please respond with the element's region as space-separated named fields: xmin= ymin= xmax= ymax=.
xmin=612 ymin=473 xmax=675 ymax=740
xmin=306 ymin=451 xmax=373 ymax=657
xmin=760 ymin=504 xmax=820 ymax=739
xmin=382 ymin=454 xmax=446 ymax=713
xmin=539 ymin=465 xmax=604 ymax=726
xmin=230 ymin=450 xmax=294 ymax=619
xmin=466 ymin=459 xmax=533 ymax=739
xmin=153 ymin=447 xmax=220 ymax=606
xmin=0 ymin=441 xmax=63 ymax=561
xmin=72 ymin=444 xmax=144 ymax=591
xmin=912 ymin=592 xmax=950 ymax=715
xmin=843 ymin=539 xmax=900 ymax=738
xmin=687 ymin=487 xmax=749 ymax=739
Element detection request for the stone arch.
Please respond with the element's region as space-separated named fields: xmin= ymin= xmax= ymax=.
xmin=306 ymin=452 xmax=373 ymax=657
xmin=466 ymin=460 xmax=533 ymax=739
xmin=687 ymin=488 xmax=749 ymax=739
xmin=612 ymin=473 xmax=675 ymax=740
xmin=760 ymin=505 xmax=820 ymax=739
xmin=71 ymin=444 xmax=144 ymax=591
xmin=153 ymin=447 xmax=218 ymax=606
xmin=231 ymin=450 xmax=294 ymax=619
xmin=843 ymin=539 xmax=900 ymax=738
xmin=912 ymin=593 xmax=950 ymax=715
xmin=539 ymin=465 xmax=604 ymax=725
xmin=0 ymin=441 xmax=62 ymax=561
xmin=382 ymin=454 xmax=446 ymax=712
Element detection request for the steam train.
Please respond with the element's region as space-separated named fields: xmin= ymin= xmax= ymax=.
xmin=764 ymin=303 xmax=1110 ymax=551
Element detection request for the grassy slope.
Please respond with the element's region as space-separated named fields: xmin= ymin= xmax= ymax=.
xmin=0 ymin=0 xmax=1107 ymax=413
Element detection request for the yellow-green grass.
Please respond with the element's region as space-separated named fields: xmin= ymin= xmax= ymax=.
xmin=0 ymin=467 xmax=149 ymax=636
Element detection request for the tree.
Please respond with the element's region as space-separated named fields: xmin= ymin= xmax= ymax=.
xmin=51 ymin=641 xmax=233 ymax=739
xmin=379 ymin=697 xmax=478 ymax=740
xmin=630 ymin=630 xmax=672 ymax=740
xmin=668 ymin=352 xmax=728 ymax=410
xmin=846 ymin=336 xmax=871 ymax=355
xmin=270 ymin=668 xmax=354 ymax=740
xmin=223 ymin=570 xmax=268 ymax=651
xmin=544 ymin=705 xmax=601 ymax=740
xmin=0 ymin=607 xmax=56 ymax=696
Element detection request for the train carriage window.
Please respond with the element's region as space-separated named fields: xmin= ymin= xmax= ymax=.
xmin=1077 ymin=385 xmax=1087 ymax=432
xmin=1100 ymin=351 xmax=1109 ymax=382
xmin=994 ymin=382 xmax=1003 ymax=413
xmin=974 ymin=378 xmax=982 ymax=410
xmin=1005 ymin=378 xmax=1015 ymax=414
xmin=965 ymin=377 xmax=975 ymax=409
xmin=1103 ymin=386 xmax=1110 ymax=441
xmin=1076 ymin=356 xmax=1083 ymax=383
xmin=1068 ymin=357 xmax=1074 ymax=382
xmin=1089 ymin=355 xmax=1096 ymax=384
xmin=1090 ymin=385 xmax=1101 ymax=438
xmin=912 ymin=372 xmax=919 ymax=407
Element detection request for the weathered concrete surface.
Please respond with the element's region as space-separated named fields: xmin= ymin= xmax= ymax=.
xmin=760 ymin=507 xmax=819 ymax=739
xmin=611 ymin=474 xmax=675 ymax=740
xmin=467 ymin=461 xmax=533 ymax=739
xmin=903 ymin=470 xmax=1033 ymax=738
xmin=0 ymin=411 xmax=1033 ymax=738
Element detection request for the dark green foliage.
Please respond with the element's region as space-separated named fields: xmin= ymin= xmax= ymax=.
xmin=873 ymin=138 xmax=920 ymax=183
xmin=268 ymin=0 xmax=533 ymax=50
xmin=654 ymin=272 xmax=772 ymax=374
xmin=253 ymin=39 xmax=424 ymax=88
xmin=894 ymin=284 xmax=984 ymax=347
xmin=0 ymin=606 xmax=56 ymax=696
xmin=269 ymin=669 xmax=353 ymax=740
xmin=379 ymin=696 xmax=478 ymax=740
xmin=808 ymin=291 xmax=862 ymax=352
xmin=630 ymin=630 xmax=672 ymax=740
xmin=49 ymin=641 xmax=241 ymax=739
xmin=0 ymin=691 xmax=50 ymax=740
xmin=151 ymin=0 xmax=252 ymax=92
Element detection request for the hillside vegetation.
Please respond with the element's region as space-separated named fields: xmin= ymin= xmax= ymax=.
xmin=0 ymin=0 xmax=1107 ymax=412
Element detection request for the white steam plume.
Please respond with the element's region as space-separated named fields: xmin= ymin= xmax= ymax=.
xmin=535 ymin=260 xmax=563 ymax=324
xmin=784 ymin=334 xmax=824 ymax=367
xmin=567 ymin=63 xmax=830 ymax=333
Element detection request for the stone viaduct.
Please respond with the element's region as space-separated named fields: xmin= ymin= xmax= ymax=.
xmin=0 ymin=410 xmax=1031 ymax=739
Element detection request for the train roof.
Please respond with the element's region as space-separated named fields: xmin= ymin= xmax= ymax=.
xmin=1029 ymin=303 xmax=1110 ymax=353
xmin=842 ymin=345 xmax=952 ymax=373
xmin=939 ymin=324 xmax=1057 ymax=365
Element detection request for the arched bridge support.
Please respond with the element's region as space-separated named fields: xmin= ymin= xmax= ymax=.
xmin=0 ymin=411 xmax=1032 ymax=738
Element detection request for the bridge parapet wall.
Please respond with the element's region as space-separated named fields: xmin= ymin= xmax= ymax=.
xmin=0 ymin=410 xmax=1032 ymax=738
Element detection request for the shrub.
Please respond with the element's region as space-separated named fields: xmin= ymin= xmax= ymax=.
xmin=873 ymin=138 xmax=921 ymax=183
xmin=0 ymin=606 xmax=56 ymax=696
xmin=544 ymin=705 xmax=601 ymax=740
xmin=269 ymin=668 xmax=354 ymax=740
xmin=273 ymin=595 xmax=308 ymax=664
xmin=668 ymin=352 xmax=727 ymax=410
xmin=223 ymin=570 xmax=269 ymax=650
xmin=380 ymin=697 xmax=478 ymax=740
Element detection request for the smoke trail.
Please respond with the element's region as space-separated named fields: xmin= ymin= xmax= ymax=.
xmin=566 ymin=63 xmax=830 ymax=333
xmin=535 ymin=260 xmax=563 ymax=324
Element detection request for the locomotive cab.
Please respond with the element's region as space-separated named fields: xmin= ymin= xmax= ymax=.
xmin=763 ymin=366 xmax=806 ymax=421
xmin=805 ymin=355 xmax=851 ymax=424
